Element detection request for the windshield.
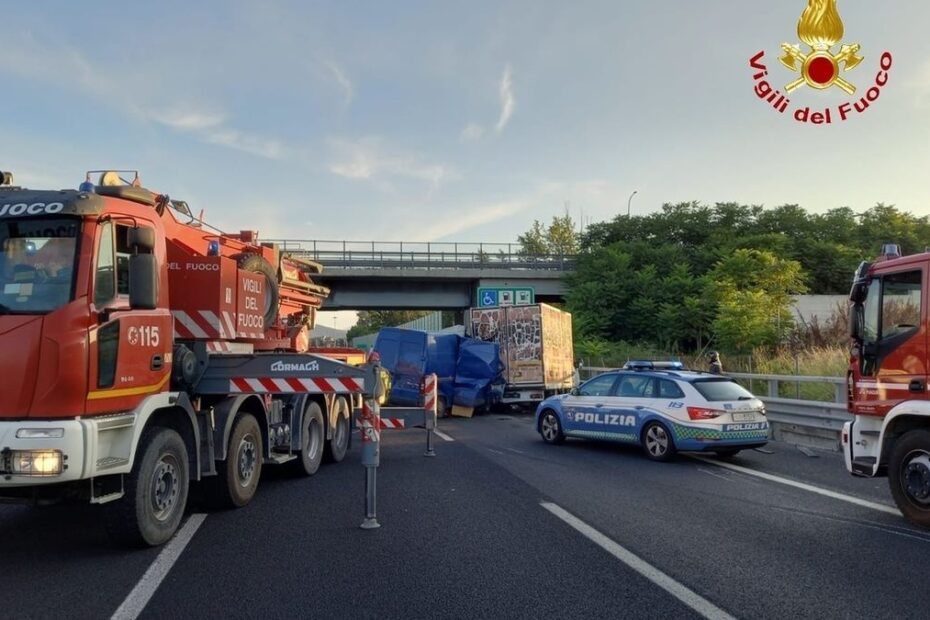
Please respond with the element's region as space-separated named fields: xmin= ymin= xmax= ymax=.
xmin=0 ymin=218 xmax=80 ymax=314
xmin=692 ymin=379 xmax=755 ymax=402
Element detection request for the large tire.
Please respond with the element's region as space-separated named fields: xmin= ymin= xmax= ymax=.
xmin=324 ymin=396 xmax=350 ymax=464
xmin=103 ymin=427 xmax=189 ymax=547
xmin=295 ymin=401 xmax=325 ymax=475
xmin=236 ymin=253 xmax=279 ymax=327
xmin=539 ymin=409 xmax=565 ymax=444
xmin=888 ymin=429 xmax=930 ymax=528
xmin=205 ymin=413 xmax=263 ymax=508
xmin=642 ymin=421 xmax=677 ymax=462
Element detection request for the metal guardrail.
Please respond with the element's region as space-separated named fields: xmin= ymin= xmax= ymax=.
xmin=265 ymin=239 xmax=576 ymax=271
xmin=579 ymin=367 xmax=851 ymax=449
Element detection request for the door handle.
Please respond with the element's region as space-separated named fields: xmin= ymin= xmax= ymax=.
xmin=151 ymin=355 xmax=164 ymax=371
xmin=909 ymin=379 xmax=926 ymax=393
xmin=595 ymin=403 xmax=604 ymax=408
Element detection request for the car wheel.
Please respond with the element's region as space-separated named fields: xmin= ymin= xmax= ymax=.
xmin=888 ymin=429 xmax=930 ymax=527
xmin=539 ymin=410 xmax=565 ymax=444
xmin=642 ymin=421 xmax=676 ymax=462
xmin=714 ymin=449 xmax=741 ymax=460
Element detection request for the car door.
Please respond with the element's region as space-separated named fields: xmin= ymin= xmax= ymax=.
xmin=608 ymin=374 xmax=656 ymax=437
xmin=561 ymin=373 xmax=619 ymax=433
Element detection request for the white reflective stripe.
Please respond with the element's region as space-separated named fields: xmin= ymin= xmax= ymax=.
xmin=246 ymin=378 xmax=265 ymax=392
xmin=198 ymin=311 xmax=222 ymax=337
xmin=173 ymin=311 xmax=208 ymax=338
xmin=856 ymin=382 xmax=911 ymax=391
xmin=273 ymin=378 xmax=292 ymax=392
xmin=222 ymin=311 xmax=236 ymax=337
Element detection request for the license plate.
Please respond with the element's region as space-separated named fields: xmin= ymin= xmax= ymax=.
xmin=732 ymin=412 xmax=755 ymax=422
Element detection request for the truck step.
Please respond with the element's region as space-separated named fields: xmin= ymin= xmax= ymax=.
xmin=851 ymin=456 xmax=877 ymax=477
xmin=265 ymin=452 xmax=297 ymax=465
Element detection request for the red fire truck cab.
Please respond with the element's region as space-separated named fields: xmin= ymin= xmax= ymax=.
xmin=845 ymin=243 xmax=930 ymax=526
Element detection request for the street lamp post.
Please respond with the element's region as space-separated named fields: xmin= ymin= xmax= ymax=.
xmin=627 ymin=190 xmax=638 ymax=218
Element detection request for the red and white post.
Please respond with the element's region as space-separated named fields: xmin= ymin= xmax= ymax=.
xmin=359 ymin=397 xmax=381 ymax=529
xmin=422 ymin=373 xmax=438 ymax=457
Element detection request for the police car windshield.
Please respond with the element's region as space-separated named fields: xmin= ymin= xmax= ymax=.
xmin=0 ymin=217 xmax=79 ymax=314
xmin=692 ymin=379 xmax=754 ymax=402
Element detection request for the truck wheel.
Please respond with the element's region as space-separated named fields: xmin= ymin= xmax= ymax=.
xmin=325 ymin=396 xmax=350 ymax=463
xmin=103 ymin=426 xmax=189 ymax=547
xmin=236 ymin=253 xmax=279 ymax=327
xmin=295 ymin=401 xmax=325 ymax=475
xmin=888 ymin=429 xmax=930 ymax=527
xmin=206 ymin=413 xmax=263 ymax=508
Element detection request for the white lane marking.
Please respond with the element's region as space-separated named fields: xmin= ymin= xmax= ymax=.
xmin=541 ymin=502 xmax=735 ymax=620
xmin=434 ymin=429 xmax=455 ymax=442
xmin=690 ymin=456 xmax=899 ymax=516
xmin=111 ymin=514 xmax=208 ymax=620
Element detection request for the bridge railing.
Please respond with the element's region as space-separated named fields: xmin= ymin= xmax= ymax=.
xmin=578 ymin=366 xmax=850 ymax=451
xmin=265 ymin=239 xmax=576 ymax=271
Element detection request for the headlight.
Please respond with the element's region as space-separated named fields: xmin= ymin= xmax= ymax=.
xmin=15 ymin=428 xmax=65 ymax=439
xmin=10 ymin=450 xmax=63 ymax=475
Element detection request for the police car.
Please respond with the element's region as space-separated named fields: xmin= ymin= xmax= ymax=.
xmin=535 ymin=361 xmax=768 ymax=461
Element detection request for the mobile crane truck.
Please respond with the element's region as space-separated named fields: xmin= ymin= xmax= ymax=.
xmin=845 ymin=243 xmax=930 ymax=527
xmin=0 ymin=169 xmax=375 ymax=546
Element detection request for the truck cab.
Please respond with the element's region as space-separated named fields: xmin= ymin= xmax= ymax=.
xmin=845 ymin=243 xmax=930 ymax=526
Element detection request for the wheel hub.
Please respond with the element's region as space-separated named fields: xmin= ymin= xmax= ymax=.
xmin=646 ymin=426 xmax=668 ymax=455
xmin=542 ymin=415 xmax=557 ymax=440
xmin=904 ymin=454 xmax=930 ymax=503
xmin=150 ymin=456 xmax=180 ymax=521
xmin=238 ymin=436 xmax=257 ymax=487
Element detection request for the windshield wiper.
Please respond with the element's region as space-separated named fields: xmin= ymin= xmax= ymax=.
xmin=737 ymin=396 xmax=753 ymax=400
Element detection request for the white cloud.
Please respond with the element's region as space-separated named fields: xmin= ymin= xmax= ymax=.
xmin=323 ymin=60 xmax=354 ymax=106
xmin=0 ymin=34 xmax=289 ymax=161
xmin=460 ymin=123 xmax=486 ymax=142
xmin=328 ymin=137 xmax=456 ymax=190
xmin=495 ymin=64 xmax=515 ymax=133
xmin=412 ymin=198 xmax=531 ymax=240
xmin=151 ymin=109 xmax=226 ymax=131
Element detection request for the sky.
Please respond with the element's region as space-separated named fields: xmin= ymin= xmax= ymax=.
xmin=2 ymin=2 xmax=930 ymax=328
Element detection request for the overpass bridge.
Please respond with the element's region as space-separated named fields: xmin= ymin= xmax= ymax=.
xmin=269 ymin=240 xmax=575 ymax=310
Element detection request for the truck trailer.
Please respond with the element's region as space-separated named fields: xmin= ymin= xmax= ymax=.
xmin=466 ymin=303 xmax=574 ymax=407
xmin=0 ymin=169 xmax=376 ymax=546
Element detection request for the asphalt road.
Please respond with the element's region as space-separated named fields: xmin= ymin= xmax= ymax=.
xmin=1 ymin=412 xmax=929 ymax=619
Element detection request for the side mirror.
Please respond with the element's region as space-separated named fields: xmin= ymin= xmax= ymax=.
xmin=848 ymin=304 xmax=863 ymax=340
xmin=129 ymin=254 xmax=158 ymax=309
xmin=128 ymin=227 xmax=155 ymax=253
xmin=570 ymin=387 xmax=579 ymax=396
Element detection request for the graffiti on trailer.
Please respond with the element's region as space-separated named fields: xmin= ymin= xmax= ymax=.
xmin=507 ymin=306 xmax=542 ymax=362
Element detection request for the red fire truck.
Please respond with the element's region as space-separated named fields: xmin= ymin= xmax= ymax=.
xmin=845 ymin=243 xmax=930 ymax=526
xmin=0 ymin=169 xmax=375 ymax=546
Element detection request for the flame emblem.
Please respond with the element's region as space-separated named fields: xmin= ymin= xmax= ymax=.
xmin=779 ymin=0 xmax=863 ymax=94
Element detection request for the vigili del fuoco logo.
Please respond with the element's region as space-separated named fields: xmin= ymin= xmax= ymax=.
xmin=749 ymin=0 xmax=892 ymax=124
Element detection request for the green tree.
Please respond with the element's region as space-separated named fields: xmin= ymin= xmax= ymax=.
xmin=516 ymin=220 xmax=548 ymax=255
xmin=707 ymin=249 xmax=807 ymax=350
xmin=346 ymin=310 xmax=431 ymax=340
xmin=517 ymin=212 xmax=579 ymax=255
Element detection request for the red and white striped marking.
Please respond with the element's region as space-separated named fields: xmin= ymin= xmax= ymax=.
xmin=174 ymin=309 xmax=265 ymax=340
xmin=359 ymin=400 xmax=380 ymax=443
xmin=378 ymin=418 xmax=405 ymax=430
xmin=229 ymin=377 xmax=364 ymax=394
xmin=422 ymin=373 xmax=437 ymax=412
xmin=206 ymin=341 xmax=255 ymax=354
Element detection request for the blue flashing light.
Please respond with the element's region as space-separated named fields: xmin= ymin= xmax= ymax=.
xmin=79 ymin=180 xmax=95 ymax=192
xmin=207 ymin=240 xmax=221 ymax=256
